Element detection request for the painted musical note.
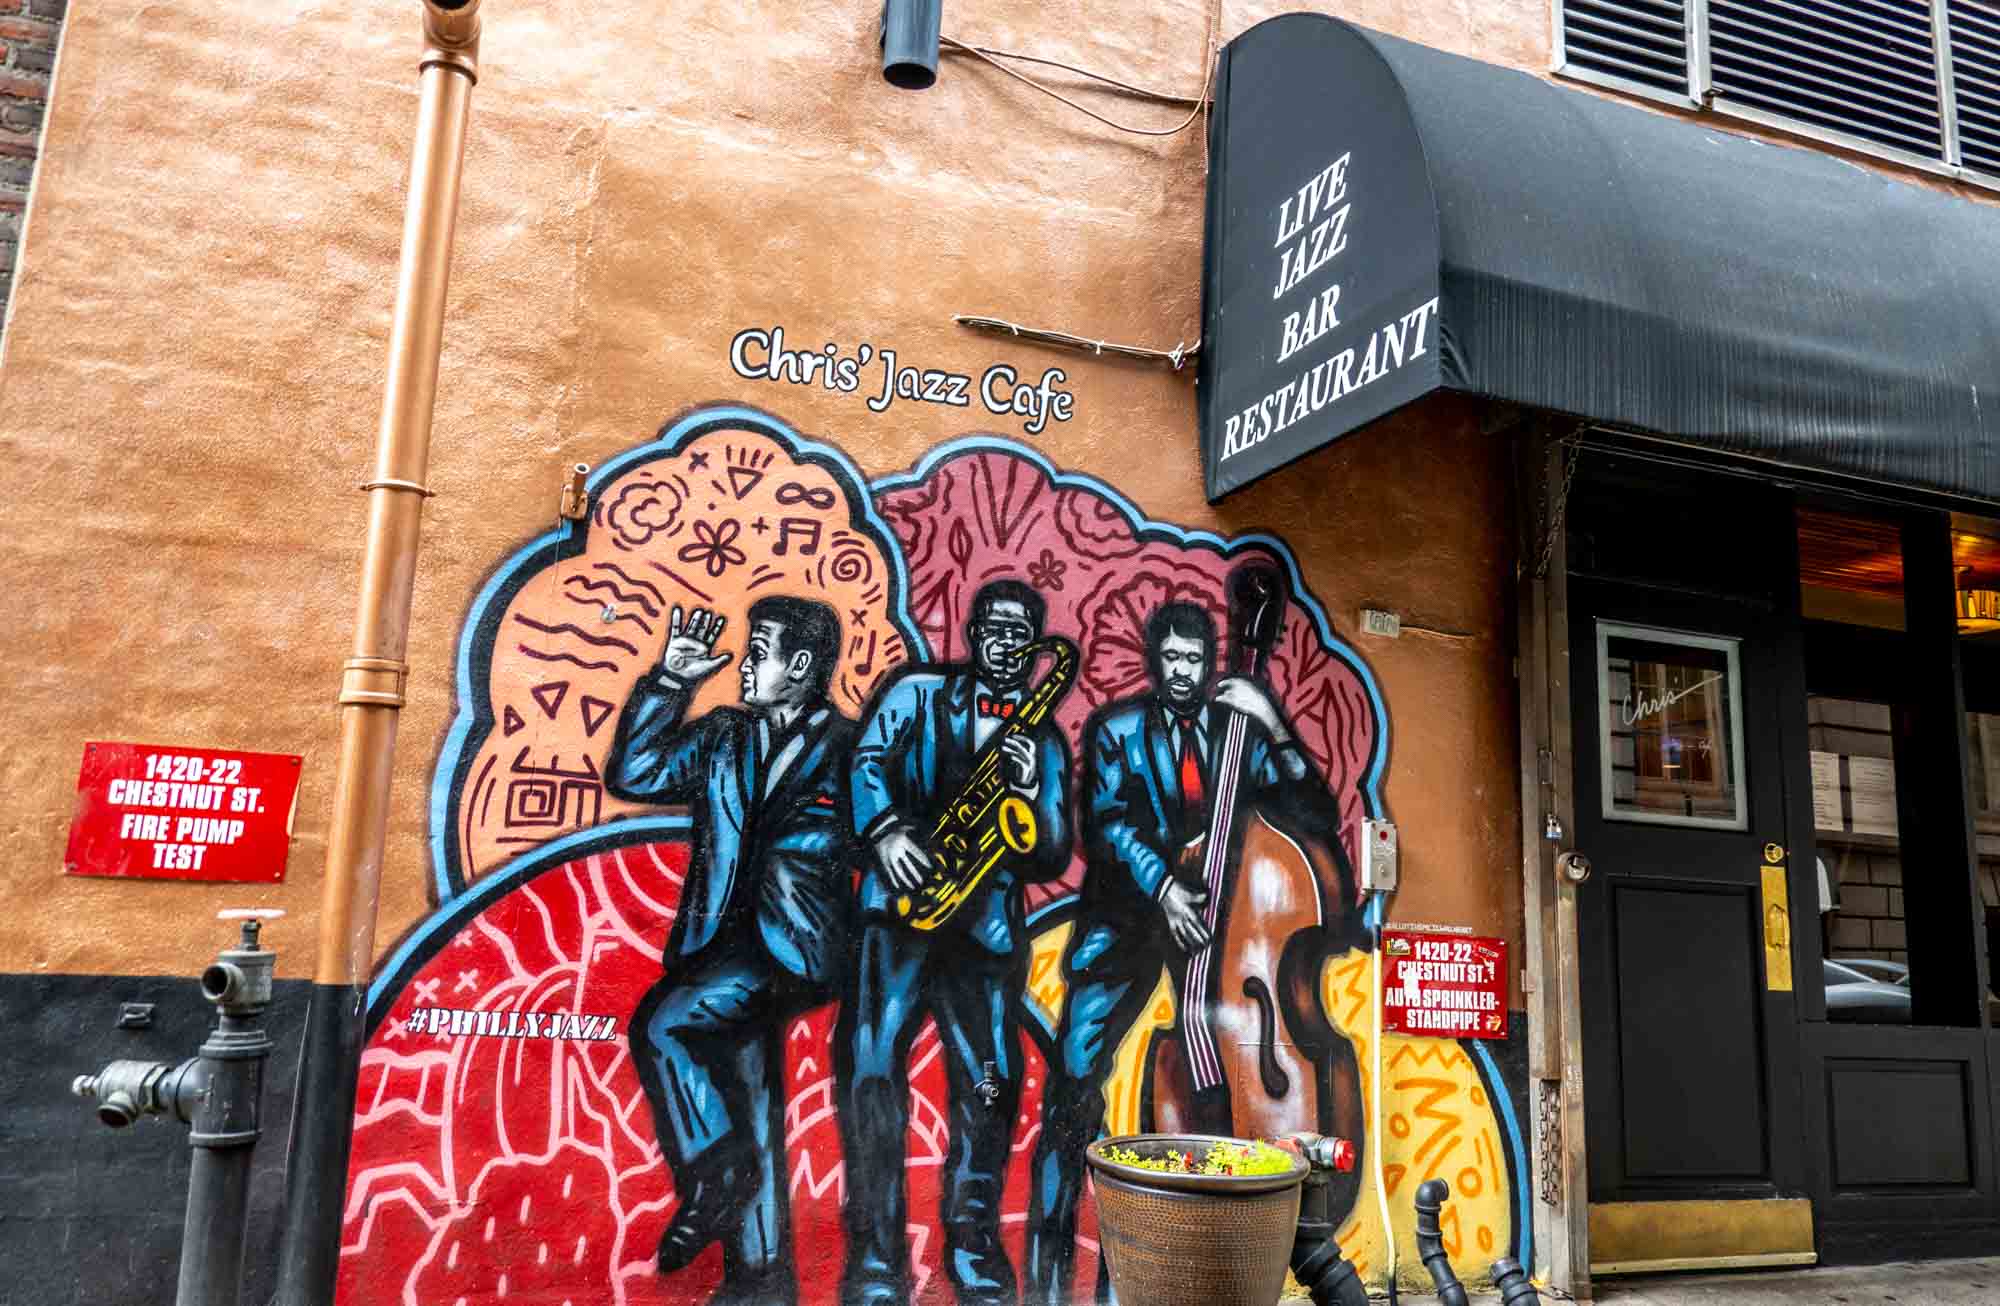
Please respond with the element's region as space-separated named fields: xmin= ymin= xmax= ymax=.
xmin=773 ymin=516 xmax=823 ymax=557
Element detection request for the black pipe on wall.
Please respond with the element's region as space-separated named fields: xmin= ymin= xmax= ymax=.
xmin=881 ymin=0 xmax=942 ymax=89
xmin=1413 ymin=1179 xmax=1470 ymax=1306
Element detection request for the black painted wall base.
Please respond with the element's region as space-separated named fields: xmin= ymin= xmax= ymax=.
xmin=0 ymin=971 xmax=312 ymax=1306
xmin=1820 ymin=1217 xmax=2000 ymax=1266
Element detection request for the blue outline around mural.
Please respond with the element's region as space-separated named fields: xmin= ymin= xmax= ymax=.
xmin=382 ymin=404 xmax=1527 ymax=1272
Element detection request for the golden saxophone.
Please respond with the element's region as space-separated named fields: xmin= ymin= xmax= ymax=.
xmin=894 ymin=636 xmax=1079 ymax=930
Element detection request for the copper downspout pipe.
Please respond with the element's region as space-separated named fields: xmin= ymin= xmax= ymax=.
xmin=316 ymin=0 xmax=480 ymax=991
xmin=272 ymin=6 xmax=482 ymax=1303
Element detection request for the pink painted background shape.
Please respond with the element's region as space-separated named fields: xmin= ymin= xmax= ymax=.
xmin=875 ymin=445 xmax=1379 ymax=904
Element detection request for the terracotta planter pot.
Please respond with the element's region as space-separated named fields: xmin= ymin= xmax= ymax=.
xmin=1085 ymin=1134 xmax=1308 ymax=1306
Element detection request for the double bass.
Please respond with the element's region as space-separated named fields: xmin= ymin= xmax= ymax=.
xmin=1149 ymin=563 xmax=1365 ymax=1183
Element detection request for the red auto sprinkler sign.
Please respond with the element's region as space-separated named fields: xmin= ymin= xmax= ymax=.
xmin=1381 ymin=930 xmax=1507 ymax=1039
xmin=65 ymin=742 xmax=304 ymax=883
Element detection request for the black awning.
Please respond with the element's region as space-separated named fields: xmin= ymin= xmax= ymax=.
xmin=1197 ymin=15 xmax=2000 ymax=503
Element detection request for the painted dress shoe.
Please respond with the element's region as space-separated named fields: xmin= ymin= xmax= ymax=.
xmin=944 ymin=1226 xmax=1018 ymax=1305
xmin=656 ymin=1158 xmax=748 ymax=1274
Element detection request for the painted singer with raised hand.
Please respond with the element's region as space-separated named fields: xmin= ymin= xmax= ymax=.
xmin=605 ymin=599 xmax=855 ymax=1306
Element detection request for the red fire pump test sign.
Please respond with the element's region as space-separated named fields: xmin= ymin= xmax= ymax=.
xmin=1381 ymin=930 xmax=1508 ymax=1039
xmin=65 ymin=742 xmax=304 ymax=883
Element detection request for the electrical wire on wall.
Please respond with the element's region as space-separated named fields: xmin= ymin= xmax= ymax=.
xmin=938 ymin=34 xmax=1213 ymax=137
xmin=935 ymin=4 xmax=1221 ymax=370
xmin=952 ymin=315 xmax=1199 ymax=370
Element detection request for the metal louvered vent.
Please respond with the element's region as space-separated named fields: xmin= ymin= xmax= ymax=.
xmin=1952 ymin=2 xmax=2000 ymax=175
xmin=1708 ymin=0 xmax=1944 ymax=159
xmin=1560 ymin=0 xmax=1692 ymax=99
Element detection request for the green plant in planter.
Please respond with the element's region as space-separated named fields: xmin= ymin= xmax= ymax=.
xmin=1098 ymin=1139 xmax=1294 ymax=1176
xmin=1086 ymin=1133 xmax=1310 ymax=1306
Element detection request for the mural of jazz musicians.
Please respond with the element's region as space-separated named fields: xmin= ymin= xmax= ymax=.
xmin=344 ymin=427 xmax=1520 ymax=1306
xmin=607 ymin=589 xmax=1365 ymax=1306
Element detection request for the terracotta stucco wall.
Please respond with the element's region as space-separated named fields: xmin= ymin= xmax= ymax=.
xmin=0 ymin=0 xmax=1533 ymax=978
xmin=0 ymin=5 xmax=1538 ymax=1302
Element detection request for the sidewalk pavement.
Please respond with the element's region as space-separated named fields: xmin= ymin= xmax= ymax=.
xmin=1574 ymin=1257 xmax=2000 ymax=1304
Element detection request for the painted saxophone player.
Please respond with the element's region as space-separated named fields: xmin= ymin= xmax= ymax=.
xmin=838 ymin=579 xmax=1077 ymax=1306
xmin=1026 ymin=583 xmax=1363 ymax=1306
xmin=605 ymin=599 xmax=856 ymax=1306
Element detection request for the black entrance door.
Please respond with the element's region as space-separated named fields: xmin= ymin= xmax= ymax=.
xmin=1566 ymin=459 xmax=1811 ymax=1266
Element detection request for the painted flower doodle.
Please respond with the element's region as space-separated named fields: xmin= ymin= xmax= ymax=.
xmin=676 ymin=518 xmax=748 ymax=577
xmin=1026 ymin=547 xmax=1068 ymax=593
xmin=1052 ymin=483 xmax=1145 ymax=561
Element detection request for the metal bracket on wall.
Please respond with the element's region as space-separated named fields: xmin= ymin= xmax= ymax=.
xmin=558 ymin=462 xmax=591 ymax=521
xmin=1530 ymin=434 xmax=1584 ymax=581
xmin=116 ymin=1002 xmax=155 ymax=1030
xmin=357 ymin=477 xmax=436 ymax=498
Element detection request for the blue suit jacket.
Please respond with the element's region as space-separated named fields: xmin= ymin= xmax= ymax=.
xmin=1074 ymin=697 xmax=1350 ymax=971
xmin=605 ymin=679 xmax=855 ymax=987
xmin=850 ymin=667 xmax=1072 ymax=954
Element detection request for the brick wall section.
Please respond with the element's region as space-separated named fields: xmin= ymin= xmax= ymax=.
xmin=0 ymin=0 xmax=61 ymax=319
xmin=1827 ymin=847 xmax=1909 ymax=963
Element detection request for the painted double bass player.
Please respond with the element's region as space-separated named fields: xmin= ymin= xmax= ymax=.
xmin=1027 ymin=566 xmax=1365 ymax=1306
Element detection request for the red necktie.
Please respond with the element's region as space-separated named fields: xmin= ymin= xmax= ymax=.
xmin=977 ymin=695 xmax=1016 ymax=719
xmin=1178 ymin=725 xmax=1204 ymax=807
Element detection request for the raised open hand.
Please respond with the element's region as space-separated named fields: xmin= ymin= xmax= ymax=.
xmin=658 ymin=605 xmax=733 ymax=686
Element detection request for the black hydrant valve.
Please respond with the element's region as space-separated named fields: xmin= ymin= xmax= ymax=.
xmin=68 ymin=913 xmax=280 ymax=1306
xmin=72 ymin=1058 xmax=181 ymax=1128
xmin=1283 ymin=1132 xmax=1370 ymax=1306
xmin=72 ymin=917 xmax=277 ymax=1131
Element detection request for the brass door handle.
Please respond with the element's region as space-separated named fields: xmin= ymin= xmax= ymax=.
xmin=1760 ymin=862 xmax=1793 ymax=992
